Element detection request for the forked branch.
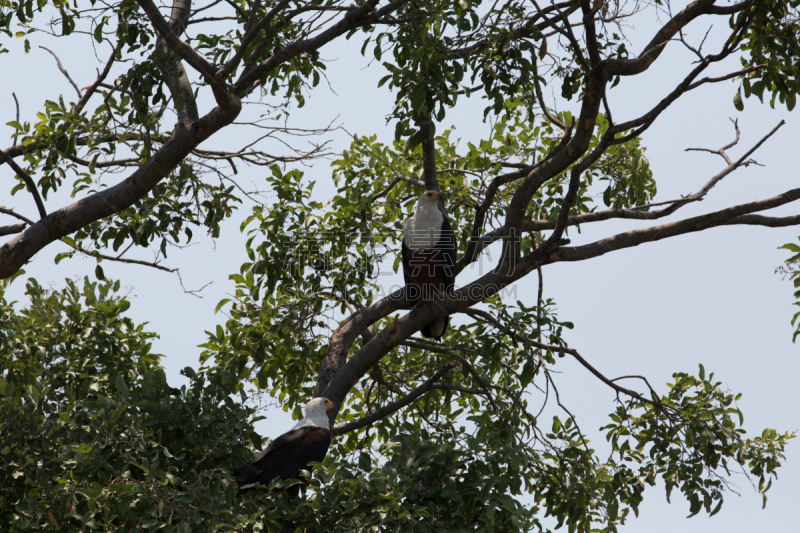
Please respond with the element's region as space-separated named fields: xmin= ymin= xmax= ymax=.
xmin=332 ymin=362 xmax=461 ymax=435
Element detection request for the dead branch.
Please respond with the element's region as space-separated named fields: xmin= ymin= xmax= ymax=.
xmin=0 ymin=224 xmax=26 ymax=237
xmin=686 ymin=117 xmax=741 ymax=165
xmin=472 ymin=120 xmax=786 ymax=246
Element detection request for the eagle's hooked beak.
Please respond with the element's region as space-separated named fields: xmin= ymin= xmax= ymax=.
xmin=324 ymin=399 xmax=336 ymax=410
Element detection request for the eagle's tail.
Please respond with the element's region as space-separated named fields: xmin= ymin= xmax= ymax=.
xmin=233 ymin=464 xmax=261 ymax=489
xmin=421 ymin=316 xmax=448 ymax=340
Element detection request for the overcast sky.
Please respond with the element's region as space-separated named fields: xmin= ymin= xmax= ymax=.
xmin=1 ymin=1 xmax=798 ymax=531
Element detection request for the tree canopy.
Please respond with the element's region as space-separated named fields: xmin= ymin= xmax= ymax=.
xmin=1 ymin=0 xmax=799 ymax=531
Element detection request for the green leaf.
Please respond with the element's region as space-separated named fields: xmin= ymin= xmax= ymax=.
xmin=94 ymin=21 xmax=104 ymax=43
xmin=520 ymin=359 xmax=534 ymax=386
xmin=733 ymin=88 xmax=744 ymax=111
xmin=214 ymin=298 xmax=231 ymax=314
xmin=115 ymin=374 xmax=129 ymax=399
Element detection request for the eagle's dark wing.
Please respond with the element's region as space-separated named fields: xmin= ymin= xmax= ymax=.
xmin=234 ymin=426 xmax=332 ymax=488
xmin=401 ymin=236 xmax=417 ymax=306
xmin=437 ymin=214 xmax=457 ymax=292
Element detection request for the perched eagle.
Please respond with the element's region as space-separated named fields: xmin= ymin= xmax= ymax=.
xmin=402 ymin=190 xmax=457 ymax=340
xmin=234 ymin=397 xmax=336 ymax=492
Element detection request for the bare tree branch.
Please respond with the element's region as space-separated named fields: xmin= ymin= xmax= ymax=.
xmin=39 ymin=46 xmax=82 ymax=98
xmin=554 ymin=187 xmax=800 ymax=263
xmin=474 ymin=120 xmax=786 ymax=241
xmin=0 ymin=207 xmax=32 ymax=225
xmin=0 ymin=152 xmax=46 ymax=219
xmin=65 ymin=243 xmax=178 ymax=273
xmin=0 ymin=224 xmax=25 ymax=237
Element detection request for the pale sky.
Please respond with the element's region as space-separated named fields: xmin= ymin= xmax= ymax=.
xmin=1 ymin=2 xmax=798 ymax=531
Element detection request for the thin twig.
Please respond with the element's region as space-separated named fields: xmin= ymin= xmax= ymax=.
xmin=465 ymin=308 xmax=673 ymax=412
xmin=402 ymin=339 xmax=501 ymax=412
xmin=686 ymin=117 xmax=741 ymax=165
xmin=0 ymin=207 xmax=33 ymax=225
xmin=39 ymin=46 xmax=82 ymax=98
xmin=66 ymin=243 xmax=178 ymax=273
xmin=11 ymin=93 xmax=19 ymax=147
xmin=541 ymin=364 xmax=594 ymax=459
xmin=0 ymin=152 xmax=47 ymax=219
xmin=332 ymin=362 xmax=461 ymax=435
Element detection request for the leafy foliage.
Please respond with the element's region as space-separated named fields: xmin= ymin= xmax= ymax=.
xmin=0 ymin=272 xmax=790 ymax=532
xmin=0 ymin=275 xmax=259 ymax=532
xmin=194 ymin=110 xmax=791 ymax=529
xmin=778 ymin=239 xmax=800 ymax=341
xmin=740 ymin=0 xmax=800 ymax=111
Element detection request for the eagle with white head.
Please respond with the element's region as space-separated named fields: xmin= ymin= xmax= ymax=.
xmin=234 ymin=397 xmax=336 ymax=493
xmin=401 ymin=190 xmax=457 ymax=340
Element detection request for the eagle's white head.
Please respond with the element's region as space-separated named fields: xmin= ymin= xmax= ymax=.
xmin=416 ymin=190 xmax=440 ymax=211
xmin=293 ymin=397 xmax=336 ymax=430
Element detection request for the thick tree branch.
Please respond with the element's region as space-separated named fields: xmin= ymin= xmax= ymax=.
xmin=554 ymin=187 xmax=800 ymax=263
xmin=604 ymin=0 xmax=744 ymax=76
xmin=234 ymin=0 xmax=412 ymax=98
xmin=579 ymin=0 xmax=601 ymax=67
xmin=421 ymin=134 xmax=438 ymax=192
xmin=313 ymin=287 xmax=408 ymax=397
xmin=149 ymin=0 xmax=204 ymax=123
xmin=0 ymin=101 xmax=241 ymax=279
xmin=216 ymin=0 xmax=292 ymax=80
xmin=137 ymin=0 xmax=219 ymax=84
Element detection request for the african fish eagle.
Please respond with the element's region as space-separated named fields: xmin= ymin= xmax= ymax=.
xmin=402 ymin=190 xmax=457 ymax=340
xmin=234 ymin=397 xmax=336 ymax=492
